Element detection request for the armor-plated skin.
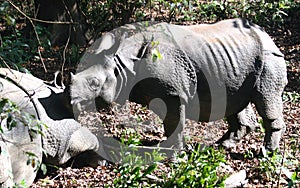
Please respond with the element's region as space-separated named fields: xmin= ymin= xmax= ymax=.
xmin=71 ymin=19 xmax=287 ymax=153
xmin=0 ymin=68 xmax=99 ymax=186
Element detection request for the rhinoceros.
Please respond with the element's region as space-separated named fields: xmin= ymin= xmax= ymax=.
xmin=0 ymin=68 xmax=99 ymax=187
xmin=70 ymin=19 xmax=287 ymax=153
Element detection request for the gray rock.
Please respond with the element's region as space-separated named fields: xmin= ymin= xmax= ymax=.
xmin=225 ymin=170 xmax=247 ymax=188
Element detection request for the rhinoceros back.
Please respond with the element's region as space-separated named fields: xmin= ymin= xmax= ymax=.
xmin=174 ymin=19 xmax=283 ymax=120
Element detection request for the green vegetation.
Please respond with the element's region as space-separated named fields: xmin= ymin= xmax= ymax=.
xmin=0 ymin=98 xmax=46 ymax=137
xmin=78 ymin=0 xmax=299 ymax=31
xmin=113 ymin=131 xmax=227 ymax=187
xmin=258 ymin=150 xmax=300 ymax=187
xmin=112 ymin=132 xmax=166 ymax=187
xmin=164 ymin=145 xmax=227 ymax=187
xmin=283 ymin=91 xmax=300 ymax=103
xmin=0 ymin=1 xmax=51 ymax=69
xmin=1 ymin=0 xmax=299 ymax=69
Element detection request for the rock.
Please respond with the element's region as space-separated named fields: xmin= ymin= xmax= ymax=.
xmin=225 ymin=170 xmax=247 ymax=188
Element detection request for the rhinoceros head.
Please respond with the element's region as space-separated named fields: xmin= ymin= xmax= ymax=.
xmin=70 ymin=33 xmax=119 ymax=111
xmin=70 ymin=27 xmax=144 ymax=112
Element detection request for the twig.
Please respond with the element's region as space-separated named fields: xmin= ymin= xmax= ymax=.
xmin=59 ymin=0 xmax=73 ymax=89
xmin=38 ymin=46 xmax=47 ymax=72
xmin=51 ymin=173 xmax=61 ymax=181
xmin=7 ymin=0 xmax=47 ymax=72
xmin=0 ymin=55 xmax=12 ymax=71
xmin=8 ymin=0 xmax=77 ymax=25
xmin=60 ymin=30 xmax=70 ymax=89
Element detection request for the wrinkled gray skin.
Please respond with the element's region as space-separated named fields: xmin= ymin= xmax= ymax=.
xmin=71 ymin=19 xmax=287 ymax=153
xmin=0 ymin=68 xmax=99 ymax=187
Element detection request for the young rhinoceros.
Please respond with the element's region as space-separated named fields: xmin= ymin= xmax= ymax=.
xmin=70 ymin=18 xmax=287 ymax=154
xmin=0 ymin=68 xmax=99 ymax=187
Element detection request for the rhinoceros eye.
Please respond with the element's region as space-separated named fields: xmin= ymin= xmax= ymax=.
xmin=88 ymin=77 xmax=100 ymax=91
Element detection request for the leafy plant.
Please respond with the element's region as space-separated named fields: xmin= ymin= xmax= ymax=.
xmin=259 ymin=151 xmax=283 ymax=182
xmin=0 ymin=1 xmax=53 ymax=70
xmin=283 ymin=91 xmax=300 ymax=103
xmin=0 ymin=1 xmax=31 ymax=68
xmin=0 ymin=98 xmax=48 ymax=176
xmin=79 ymin=0 xmax=147 ymax=39
xmin=0 ymin=27 xmax=31 ymax=68
xmin=258 ymin=150 xmax=299 ymax=186
xmin=244 ymin=149 xmax=255 ymax=159
xmin=288 ymin=167 xmax=300 ymax=187
xmin=120 ymin=127 xmax=142 ymax=146
xmin=0 ymin=98 xmax=47 ymax=138
xmin=163 ymin=145 xmax=227 ymax=188
xmin=149 ymin=0 xmax=298 ymax=28
xmin=113 ymin=131 xmax=165 ymax=187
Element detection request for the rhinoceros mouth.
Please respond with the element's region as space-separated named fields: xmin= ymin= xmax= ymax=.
xmin=71 ymin=97 xmax=94 ymax=111
xmin=71 ymin=96 xmax=112 ymax=112
xmin=95 ymin=96 xmax=112 ymax=110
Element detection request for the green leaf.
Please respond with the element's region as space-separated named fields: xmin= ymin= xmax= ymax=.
xmin=151 ymin=48 xmax=162 ymax=62
xmin=177 ymin=175 xmax=186 ymax=184
xmin=0 ymin=98 xmax=8 ymax=111
xmin=40 ymin=163 xmax=47 ymax=175
xmin=143 ymin=163 xmax=157 ymax=176
xmin=0 ymin=1 xmax=9 ymax=13
xmin=5 ymin=15 xmax=16 ymax=26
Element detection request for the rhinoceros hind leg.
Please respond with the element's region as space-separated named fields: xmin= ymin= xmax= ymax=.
xmin=217 ymin=104 xmax=258 ymax=148
xmin=252 ymin=94 xmax=286 ymax=152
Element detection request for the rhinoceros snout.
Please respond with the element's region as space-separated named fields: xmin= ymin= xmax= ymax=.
xmin=71 ymin=97 xmax=95 ymax=111
xmin=95 ymin=96 xmax=112 ymax=110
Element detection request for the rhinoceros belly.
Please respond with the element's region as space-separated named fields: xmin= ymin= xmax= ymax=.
xmin=187 ymin=68 xmax=257 ymax=122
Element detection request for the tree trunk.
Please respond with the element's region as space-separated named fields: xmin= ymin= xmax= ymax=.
xmin=34 ymin=0 xmax=86 ymax=46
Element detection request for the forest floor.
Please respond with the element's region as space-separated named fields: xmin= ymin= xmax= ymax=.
xmin=28 ymin=17 xmax=300 ymax=187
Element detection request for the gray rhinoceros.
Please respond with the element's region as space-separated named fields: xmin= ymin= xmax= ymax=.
xmin=70 ymin=19 xmax=287 ymax=153
xmin=0 ymin=68 xmax=99 ymax=187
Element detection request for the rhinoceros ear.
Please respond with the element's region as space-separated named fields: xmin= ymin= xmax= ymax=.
xmin=115 ymin=40 xmax=151 ymax=76
xmin=70 ymin=72 xmax=75 ymax=81
xmin=91 ymin=33 xmax=115 ymax=55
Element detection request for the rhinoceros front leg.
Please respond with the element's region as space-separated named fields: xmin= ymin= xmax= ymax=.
xmin=159 ymin=96 xmax=186 ymax=151
xmin=217 ymin=104 xmax=259 ymax=148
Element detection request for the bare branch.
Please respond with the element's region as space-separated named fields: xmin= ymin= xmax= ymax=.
xmin=7 ymin=0 xmax=78 ymax=25
xmin=7 ymin=0 xmax=47 ymax=72
xmin=0 ymin=55 xmax=12 ymax=70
